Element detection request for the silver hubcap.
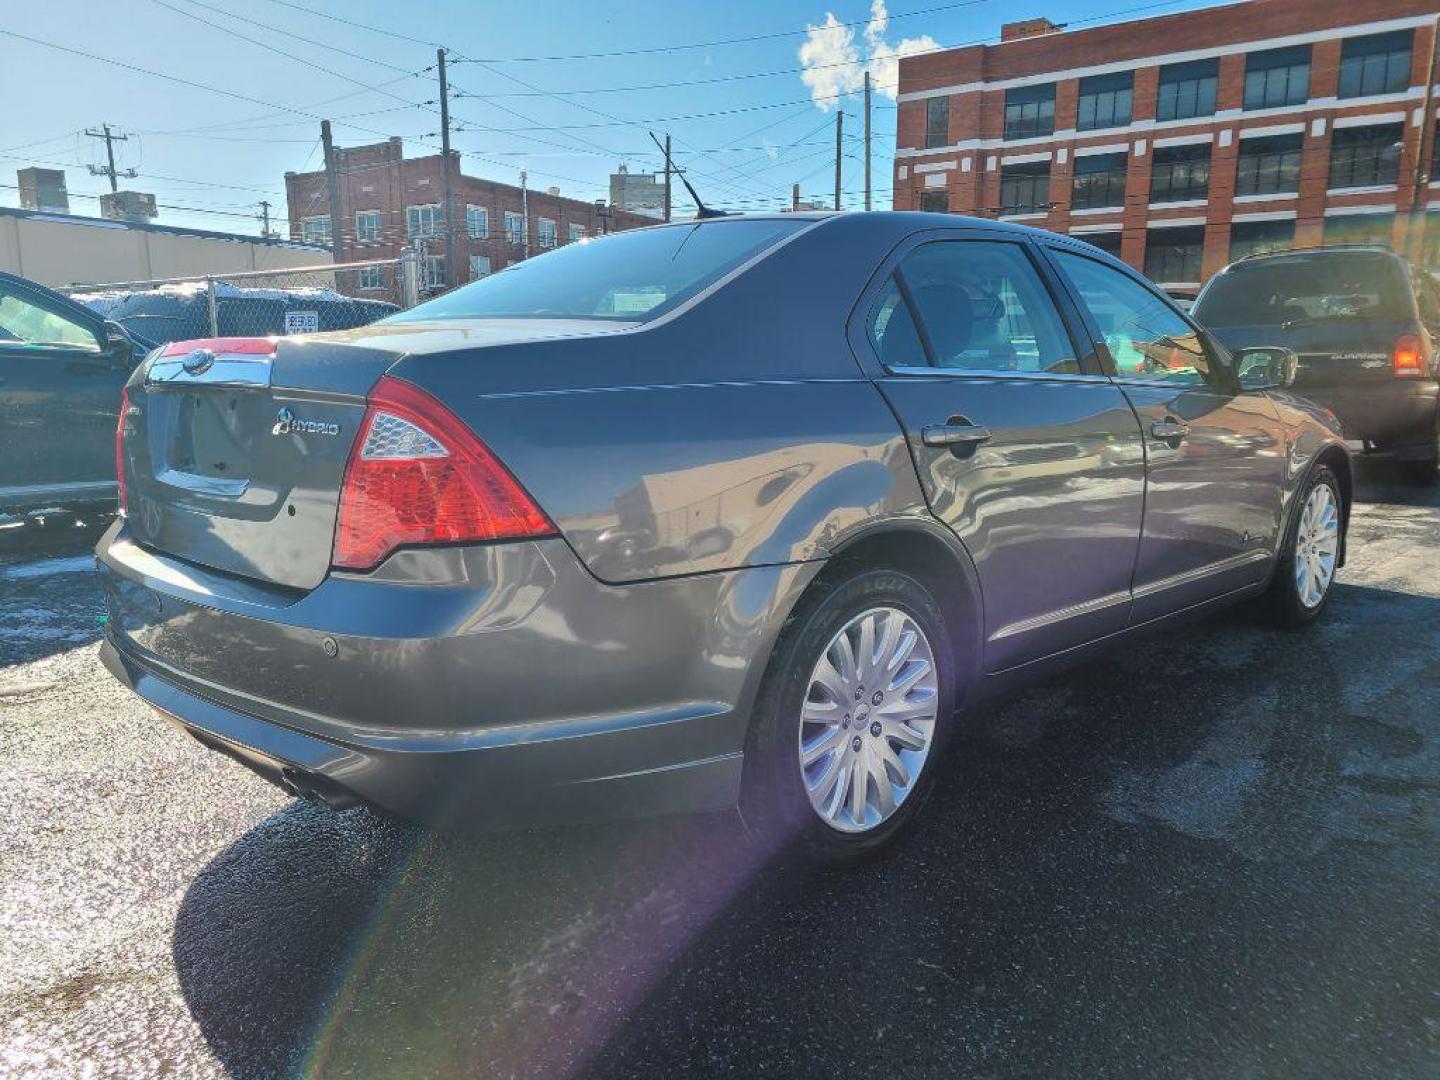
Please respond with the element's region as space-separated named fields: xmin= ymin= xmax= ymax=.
xmin=1293 ymin=483 xmax=1339 ymax=608
xmin=798 ymin=606 xmax=939 ymax=834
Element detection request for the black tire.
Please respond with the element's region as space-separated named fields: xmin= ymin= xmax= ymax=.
xmin=740 ymin=566 xmax=957 ymax=864
xmin=1266 ymin=464 xmax=1343 ymax=627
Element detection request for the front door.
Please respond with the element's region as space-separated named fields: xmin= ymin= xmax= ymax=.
xmin=0 ymin=277 xmax=130 ymax=507
xmin=862 ymin=236 xmax=1147 ymax=671
xmin=1043 ymin=247 xmax=1289 ymax=623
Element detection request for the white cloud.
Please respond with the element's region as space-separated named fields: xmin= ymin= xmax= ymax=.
xmin=798 ymin=0 xmax=940 ymax=109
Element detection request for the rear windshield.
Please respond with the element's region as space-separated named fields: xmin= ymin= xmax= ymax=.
xmin=389 ymin=218 xmax=808 ymax=324
xmin=1195 ymin=252 xmax=1412 ymax=327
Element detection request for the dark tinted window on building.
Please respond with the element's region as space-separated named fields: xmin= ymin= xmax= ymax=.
xmin=1229 ymin=219 xmax=1295 ymax=262
xmin=1071 ymin=152 xmax=1129 ymax=209
xmin=1244 ymin=45 xmax=1311 ymax=110
xmin=1156 ymin=59 xmax=1218 ymax=121
xmin=1235 ymin=133 xmax=1303 ymax=196
xmin=1150 ymin=143 xmax=1211 ymax=203
xmin=1144 ymin=226 xmax=1205 ymax=284
xmin=1004 ymin=84 xmax=1056 ymax=140
xmin=925 ymin=97 xmax=950 ymax=149
xmin=1322 ymin=212 xmax=1396 ymax=248
xmin=1077 ymin=72 xmax=1133 ymax=131
xmin=1000 ymin=161 xmax=1051 ymax=215
xmin=919 ymin=190 xmax=949 ymax=212
xmin=1079 ymin=231 xmax=1123 ymax=258
xmin=1329 ymin=123 xmax=1404 ymax=189
xmin=1338 ymin=30 xmax=1413 ymax=99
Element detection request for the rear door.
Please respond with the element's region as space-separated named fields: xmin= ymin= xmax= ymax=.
xmin=855 ymin=233 xmax=1147 ymax=672
xmin=1043 ymin=247 xmax=1288 ymax=622
xmin=0 ymin=274 xmax=133 ymax=507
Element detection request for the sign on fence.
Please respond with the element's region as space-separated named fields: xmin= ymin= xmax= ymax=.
xmin=284 ymin=309 xmax=320 ymax=335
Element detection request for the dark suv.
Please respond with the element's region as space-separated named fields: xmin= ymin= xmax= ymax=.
xmin=1194 ymin=246 xmax=1440 ymax=483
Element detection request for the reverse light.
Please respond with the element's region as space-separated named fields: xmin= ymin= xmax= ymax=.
xmin=332 ymin=376 xmax=556 ymax=571
xmin=1392 ymin=334 xmax=1426 ymax=378
xmin=114 ymin=387 xmax=130 ymax=515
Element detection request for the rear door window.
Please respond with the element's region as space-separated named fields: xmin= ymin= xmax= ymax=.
xmin=1050 ymin=249 xmax=1224 ymax=388
xmin=885 ymin=241 xmax=1078 ymax=375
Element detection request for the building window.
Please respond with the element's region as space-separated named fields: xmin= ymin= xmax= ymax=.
xmin=1230 ymin=219 xmax=1295 ymax=261
xmin=1329 ymin=123 xmax=1403 ymax=189
xmin=358 ymin=264 xmax=384 ymax=290
xmin=1150 ymin=143 xmax=1210 ymax=203
xmin=504 ymin=211 xmax=525 ymax=246
xmin=537 ymin=218 xmax=557 ymax=249
xmin=1144 ymin=226 xmax=1205 ymax=283
xmin=407 ymin=204 xmax=443 ymax=239
xmin=422 ymin=254 xmax=446 ymax=289
xmin=468 ymin=254 xmax=491 ymax=280
xmin=355 ymin=210 xmax=381 ymax=244
xmin=1004 ymin=84 xmax=1056 ymax=140
xmin=1071 ymin=152 xmax=1128 ymax=210
xmin=1156 ymin=59 xmax=1218 ymax=122
xmin=1235 ymin=133 xmax=1303 ymax=196
xmin=1079 ymin=231 xmax=1123 ymax=258
xmin=1338 ymin=30 xmax=1413 ymax=100
xmin=465 ymin=204 xmax=488 ymax=239
xmin=918 ymin=190 xmax=948 ymax=212
xmin=1000 ymin=161 xmax=1050 ymax=215
xmin=1323 ymin=212 xmax=1395 ymax=247
xmin=300 ymin=216 xmax=331 ymax=245
xmin=1244 ymin=45 xmax=1310 ymax=110
xmin=568 ymin=223 xmax=585 ymax=243
xmin=1077 ymin=72 xmax=1132 ymax=132
xmin=925 ymin=97 xmax=950 ymax=149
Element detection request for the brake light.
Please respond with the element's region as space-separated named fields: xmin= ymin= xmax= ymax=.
xmin=157 ymin=337 xmax=276 ymax=357
xmin=1392 ymin=335 xmax=1426 ymax=378
xmin=332 ymin=376 xmax=555 ymax=570
xmin=114 ymin=387 xmax=130 ymax=515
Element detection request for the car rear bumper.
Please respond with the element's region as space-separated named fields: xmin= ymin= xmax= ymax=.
xmin=1296 ymin=380 xmax=1438 ymax=447
xmin=95 ymin=522 xmax=819 ymax=829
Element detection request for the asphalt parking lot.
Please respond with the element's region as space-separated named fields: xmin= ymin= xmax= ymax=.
xmin=2 ymin=459 xmax=1438 ymax=1080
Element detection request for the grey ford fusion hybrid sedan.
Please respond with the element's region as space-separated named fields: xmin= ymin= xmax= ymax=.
xmin=97 ymin=212 xmax=1350 ymax=859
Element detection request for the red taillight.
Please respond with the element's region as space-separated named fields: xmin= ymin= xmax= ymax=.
xmin=1393 ymin=334 xmax=1426 ymax=378
xmin=114 ymin=387 xmax=130 ymax=515
xmin=332 ymin=376 xmax=555 ymax=570
xmin=157 ymin=336 xmax=276 ymax=357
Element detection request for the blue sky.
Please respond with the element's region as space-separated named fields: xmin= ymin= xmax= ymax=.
xmin=0 ymin=0 xmax=1223 ymax=235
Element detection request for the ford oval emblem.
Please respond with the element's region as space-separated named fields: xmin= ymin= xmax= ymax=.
xmin=182 ymin=348 xmax=215 ymax=375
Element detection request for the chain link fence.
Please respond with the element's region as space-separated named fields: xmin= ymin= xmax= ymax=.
xmin=58 ymin=253 xmax=420 ymax=346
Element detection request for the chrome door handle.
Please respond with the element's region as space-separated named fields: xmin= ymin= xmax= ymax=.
xmin=1150 ymin=418 xmax=1190 ymax=442
xmin=922 ymin=422 xmax=993 ymax=448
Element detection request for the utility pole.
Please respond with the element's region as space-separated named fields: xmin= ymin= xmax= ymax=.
xmin=85 ymin=124 xmax=136 ymax=193
xmin=834 ymin=111 xmax=844 ymax=212
xmin=864 ymin=72 xmax=872 ymax=212
xmin=520 ymin=169 xmax=530 ymax=259
xmin=320 ymin=121 xmax=344 ymax=258
xmin=792 ymin=183 xmax=801 ymax=212
xmin=437 ymin=48 xmax=456 ymax=287
xmin=257 ymin=200 xmax=275 ymax=239
xmin=663 ymin=133 xmax=672 ymax=222
xmin=1407 ymin=20 xmax=1439 ymax=260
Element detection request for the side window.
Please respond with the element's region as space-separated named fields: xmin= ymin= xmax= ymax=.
xmin=895 ymin=241 xmax=1078 ymax=375
xmin=1050 ymin=250 xmax=1221 ymax=388
xmin=0 ymin=289 xmax=101 ymax=353
xmin=867 ymin=277 xmax=927 ymax=369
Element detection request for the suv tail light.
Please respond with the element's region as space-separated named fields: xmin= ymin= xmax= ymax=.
xmin=1392 ymin=334 xmax=1426 ymax=378
xmin=332 ymin=376 xmax=555 ymax=570
xmin=115 ymin=387 xmax=130 ymax=515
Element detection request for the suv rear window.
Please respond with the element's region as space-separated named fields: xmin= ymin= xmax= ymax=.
xmin=1195 ymin=252 xmax=1412 ymax=327
xmin=390 ymin=218 xmax=808 ymax=324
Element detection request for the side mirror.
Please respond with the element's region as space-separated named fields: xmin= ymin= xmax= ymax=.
xmin=1235 ymin=346 xmax=1297 ymax=390
xmin=102 ymin=320 xmax=136 ymax=365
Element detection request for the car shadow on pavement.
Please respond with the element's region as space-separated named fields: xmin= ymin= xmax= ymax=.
xmin=171 ymin=573 xmax=1440 ymax=1080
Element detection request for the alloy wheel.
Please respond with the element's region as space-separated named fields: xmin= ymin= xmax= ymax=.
xmin=797 ymin=606 xmax=939 ymax=833
xmin=1293 ymin=483 xmax=1340 ymax=609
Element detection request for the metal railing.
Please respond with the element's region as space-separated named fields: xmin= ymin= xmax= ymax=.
xmin=60 ymin=251 xmax=420 ymax=342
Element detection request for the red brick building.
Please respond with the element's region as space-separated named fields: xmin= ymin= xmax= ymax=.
xmin=893 ymin=0 xmax=1440 ymax=286
xmin=284 ymin=137 xmax=654 ymax=303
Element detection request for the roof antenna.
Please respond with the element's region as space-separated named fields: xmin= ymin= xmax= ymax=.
xmin=650 ymin=131 xmax=729 ymax=219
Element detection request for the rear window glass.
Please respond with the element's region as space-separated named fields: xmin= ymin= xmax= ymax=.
xmin=1195 ymin=252 xmax=1412 ymax=327
xmin=389 ymin=218 xmax=807 ymax=323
